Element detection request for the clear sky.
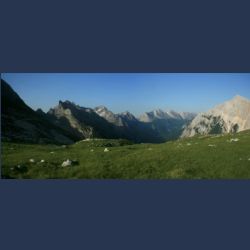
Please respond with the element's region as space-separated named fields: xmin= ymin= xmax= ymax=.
xmin=2 ymin=73 xmax=250 ymax=116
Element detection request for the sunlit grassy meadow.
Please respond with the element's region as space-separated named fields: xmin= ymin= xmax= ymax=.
xmin=2 ymin=130 xmax=250 ymax=179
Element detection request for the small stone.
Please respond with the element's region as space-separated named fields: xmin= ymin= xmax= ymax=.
xmin=230 ymin=138 xmax=239 ymax=142
xmin=40 ymin=160 xmax=45 ymax=163
xmin=50 ymin=152 xmax=54 ymax=154
xmin=61 ymin=159 xmax=72 ymax=167
xmin=29 ymin=159 xmax=35 ymax=163
xmin=104 ymin=148 xmax=109 ymax=152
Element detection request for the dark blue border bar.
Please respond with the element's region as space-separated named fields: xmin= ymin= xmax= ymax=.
xmin=1 ymin=180 xmax=250 ymax=250
xmin=1 ymin=0 xmax=250 ymax=72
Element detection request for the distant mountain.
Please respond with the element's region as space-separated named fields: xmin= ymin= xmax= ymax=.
xmin=1 ymin=79 xmax=76 ymax=144
xmin=179 ymin=112 xmax=197 ymax=120
xmin=1 ymin=80 xmax=197 ymax=144
xmin=93 ymin=106 xmax=195 ymax=142
xmin=182 ymin=95 xmax=250 ymax=137
xmin=139 ymin=109 xmax=196 ymax=123
xmin=138 ymin=109 xmax=196 ymax=140
xmin=48 ymin=101 xmax=122 ymax=140
xmin=94 ymin=106 xmax=124 ymax=126
xmin=1 ymin=79 xmax=198 ymax=144
xmin=48 ymin=102 xmax=164 ymax=143
xmin=119 ymin=111 xmax=138 ymax=125
xmin=3 ymin=78 xmax=249 ymax=143
xmin=139 ymin=109 xmax=182 ymax=122
xmin=94 ymin=106 xmax=138 ymax=127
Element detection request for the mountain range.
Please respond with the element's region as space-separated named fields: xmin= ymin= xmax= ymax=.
xmin=1 ymin=78 xmax=250 ymax=144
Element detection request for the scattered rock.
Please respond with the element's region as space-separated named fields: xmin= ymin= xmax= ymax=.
xmin=29 ymin=159 xmax=35 ymax=163
xmin=187 ymin=143 xmax=191 ymax=146
xmin=230 ymin=138 xmax=239 ymax=142
xmin=61 ymin=159 xmax=72 ymax=167
xmin=40 ymin=160 xmax=45 ymax=163
xmin=50 ymin=151 xmax=55 ymax=154
xmin=90 ymin=149 xmax=94 ymax=152
xmin=208 ymin=144 xmax=216 ymax=147
xmin=104 ymin=148 xmax=109 ymax=152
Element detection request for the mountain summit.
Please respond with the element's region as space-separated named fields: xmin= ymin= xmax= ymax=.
xmin=182 ymin=95 xmax=250 ymax=137
xmin=94 ymin=106 xmax=124 ymax=126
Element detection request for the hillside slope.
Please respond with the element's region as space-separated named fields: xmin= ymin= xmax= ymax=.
xmin=1 ymin=79 xmax=77 ymax=144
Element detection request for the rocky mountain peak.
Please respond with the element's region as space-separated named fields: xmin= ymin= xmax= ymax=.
xmin=95 ymin=105 xmax=108 ymax=111
xmin=36 ymin=108 xmax=46 ymax=115
xmin=58 ymin=100 xmax=77 ymax=108
xmin=94 ymin=105 xmax=124 ymax=126
xmin=179 ymin=112 xmax=197 ymax=120
xmin=120 ymin=111 xmax=136 ymax=121
xmin=94 ymin=106 xmax=113 ymax=116
xmin=182 ymin=95 xmax=250 ymax=137
xmin=139 ymin=109 xmax=196 ymax=123
xmin=232 ymin=95 xmax=249 ymax=102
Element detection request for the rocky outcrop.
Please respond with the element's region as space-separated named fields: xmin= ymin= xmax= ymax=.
xmin=182 ymin=95 xmax=250 ymax=137
xmin=48 ymin=101 xmax=122 ymax=140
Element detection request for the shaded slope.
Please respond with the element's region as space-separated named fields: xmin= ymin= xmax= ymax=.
xmin=1 ymin=79 xmax=77 ymax=144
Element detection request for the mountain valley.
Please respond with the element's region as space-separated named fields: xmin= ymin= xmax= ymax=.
xmin=2 ymin=78 xmax=250 ymax=179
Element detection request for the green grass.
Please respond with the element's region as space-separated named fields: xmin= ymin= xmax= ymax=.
xmin=2 ymin=131 xmax=250 ymax=179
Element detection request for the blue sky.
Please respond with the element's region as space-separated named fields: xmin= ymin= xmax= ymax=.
xmin=2 ymin=73 xmax=250 ymax=116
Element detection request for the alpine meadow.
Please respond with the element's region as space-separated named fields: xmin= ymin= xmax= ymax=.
xmin=1 ymin=73 xmax=250 ymax=179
